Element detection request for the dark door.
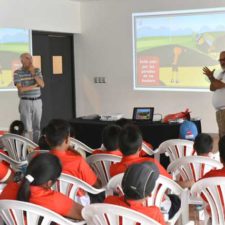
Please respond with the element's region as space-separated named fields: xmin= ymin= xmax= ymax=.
xmin=32 ymin=31 xmax=75 ymax=128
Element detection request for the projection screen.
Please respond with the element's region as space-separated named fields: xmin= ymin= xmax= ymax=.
xmin=133 ymin=8 xmax=225 ymax=91
xmin=0 ymin=28 xmax=31 ymax=91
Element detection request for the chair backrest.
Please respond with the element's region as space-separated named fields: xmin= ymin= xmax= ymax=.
xmin=70 ymin=138 xmax=93 ymax=156
xmin=0 ymin=184 xmax=6 ymax=194
xmin=0 ymin=152 xmax=28 ymax=172
xmin=82 ymin=203 xmax=161 ymax=225
xmin=0 ymin=133 xmax=38 ymax=161
xmin=191 ymin=177 xmax=225 ymax=225
xmin=142 ymin=142 xmax=154 ymax=156
xmin=106 ymin=174 xmax=183 ymax=206
xmin=52 ymin=173 xmax=105 ymax=205
xmin=106 ymin=174 xmax=184 ymax=225
xmin=26 ymin=150 xmax=49 ymax=162
xmin=86 ymin=154 xmax=122 ymax=186
xmin=0 ymin=199 xmax=85 ymax=225
xmin=167 ymin=156 xmax=223 ymax=182
xmin=155 ymin=139 xmax=195 ymax=162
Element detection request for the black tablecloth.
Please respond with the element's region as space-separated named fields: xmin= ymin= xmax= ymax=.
xmin=70 ymin=118 xmax=201 ymax=149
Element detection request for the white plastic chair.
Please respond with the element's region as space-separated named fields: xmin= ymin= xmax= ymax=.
xmin=70 ymin=138 xmax=93 ymax=156
xmin=0 ymin=199 xmax=85 ymax=225
xmin=155 ymin=139 xmax=195 ymax=163
xmin=167 ymin=156 xmax=223 ymax=183
xmin=0 ymin=184 xmax=6 ymax=193
xmin=168 ymin=155 xmax=223 ymax=220
xmin=86 ymin=154 xmax=122 ymax=186
xmin=82 ymin=203 xmax=161 ymax=225
xmin=26 ymin=150 xmax=49 ymax=162
xmin=52 ymin=173 xmax=105 ymax=206
xmin=106 ymin=174 xmax=186 ymax=225
xmin=0 ymin=133 xmax=38 ymax=161
xmin=142 ymin=142 xmax=155 ymax=156
xmin=191 ymin=177 xmax=225 ymax=225
xmin=0 ymin=152 xmax=28 ymax=172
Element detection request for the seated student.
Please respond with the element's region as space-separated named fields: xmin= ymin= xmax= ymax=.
xmin=34 ymin=127 xmax=51 ymax=151
xmin=0 ymin=153 xmax=83 ymax=220
xmin=93 ymin=124 xmax=122 ymax=156
xmin=9 ymin=120 xmax=25 ymax=136
xmin=45 ymin=119 xmax=101 ymax=188
xmin=116 ymin=118 xmax=154 ymax=157
xmin=159 ymin=120 xmax=198 ymax=170
xmin=105 ymin=162 xmax=166 ymax=225
xmin=176 ymin=133 xmax=214 ymax=189
xmin=110 ymin=124 xmax=171 ymax=179
xmin=194 ymin=133 xmax=219 ymax=160
xmin=179 ymin=120 xmax=198 ymax=141
xmin=202 ymin=135 xmax=225 ymax=179
xmin=0 ymin=121 xmax=25 ymax=182
xmin=194 ymin=133 xmax=213 ymax=156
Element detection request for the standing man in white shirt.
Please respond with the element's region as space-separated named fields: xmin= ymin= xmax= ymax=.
xmin=203 ymin=51 xmax=225 ymax=138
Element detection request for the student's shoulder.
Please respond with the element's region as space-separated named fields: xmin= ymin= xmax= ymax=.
xmin=104 ymin=195 xmax=122 ymax=204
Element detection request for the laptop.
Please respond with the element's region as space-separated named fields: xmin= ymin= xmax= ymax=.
xmin=132 ymin=107 xmax=154 ymax=122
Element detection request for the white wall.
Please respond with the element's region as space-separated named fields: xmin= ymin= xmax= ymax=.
xmin=75 ymin=0 xmax=225 ymax=133
xmin=0 ymin=0 xmax=81 ymax=33
xmin=0 ymin=0 xmax=80 ymax=129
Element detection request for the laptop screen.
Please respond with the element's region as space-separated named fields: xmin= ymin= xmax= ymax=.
xmin=132 ymin=107 xmax=154 ymax=121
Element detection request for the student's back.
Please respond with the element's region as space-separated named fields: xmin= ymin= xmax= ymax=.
xmin=92 ymin=124 xmax=122 ymax=157
xmin=51 ymin=149 xmax=97 ymax=185
xmin=202 ymin=135 xmax=225 ymax=179
xmin=45 ymin=119 xmax=100 ymax=187
xmin=105 ymin=162 xmax=166 ymax=225
xmin=0 ymin=153 xmax=83 ymax=220
xmin=110 ymin=124 xmax=171 ymax=179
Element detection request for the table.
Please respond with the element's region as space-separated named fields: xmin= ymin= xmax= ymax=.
xmin=70 ymin=118 xmax=201 ymax=149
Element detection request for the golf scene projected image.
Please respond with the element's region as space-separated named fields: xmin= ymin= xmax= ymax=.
xmin=0 ymin=28 xmax=30 ymax=91
xmin=133 ymin=8 xmax=225 ymax=91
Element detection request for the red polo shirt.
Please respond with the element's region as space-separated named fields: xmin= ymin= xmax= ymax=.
xmin=0 ymin=163 xmax=11 ymax=183
xmin=110 ymin=154 xmax=171 ymax=179
xmin=51 ymin=149 xmax=97 ymax=186
xmin=0 ymin=149 xmax=12 ymax=183
xmin=201 ymin=166 xmax=225 ymax=179
xmin=104 ymin=195 xmax=166 ymax=225
xmin=92 ymin=149 xmax=122 ymax=157
xmin=0 ymin=182 xmax=74 ymax=217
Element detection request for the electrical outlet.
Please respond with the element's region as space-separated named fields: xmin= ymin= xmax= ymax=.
xmin=94 ymin=76 xmax=107 ymax=84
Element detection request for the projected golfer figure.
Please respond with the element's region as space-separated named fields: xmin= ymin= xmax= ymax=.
xmin=171 ymin=46 xmax=186 ymax=83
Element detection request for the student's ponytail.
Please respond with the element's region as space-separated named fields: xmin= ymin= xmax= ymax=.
xmin=17 ymin=175 xmax=34 ymax=202
xmin=17 ymin=153 xmax=62 ymax=202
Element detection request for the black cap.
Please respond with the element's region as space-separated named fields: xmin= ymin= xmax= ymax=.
xmin=122 ymin=162 xmax=159 ymax=200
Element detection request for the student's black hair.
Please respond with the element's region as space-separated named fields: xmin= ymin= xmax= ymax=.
xmin=102 ymin=125 xmax=121 ymax=151
xmin=219 ymin=135 xmax=225 ymax=164
xmin=17 ymin=153 xmax=62 ymax=202
xmin=193 ymin=133 xmax=213 ymax=155
xmin=69 ymin=124 xmax=76 ymax=139
xmin=115 ymin=118 xmax=133 ymax=128
xmin=119 ymin=124 xmax=143 ymax=156
xmin=37 ymin=127 xmax=50 ymax=150
xmin=9 ymin=120 xmax=25 ymax=136
xmin=45 ymin=119 xmax=70 ymax=148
